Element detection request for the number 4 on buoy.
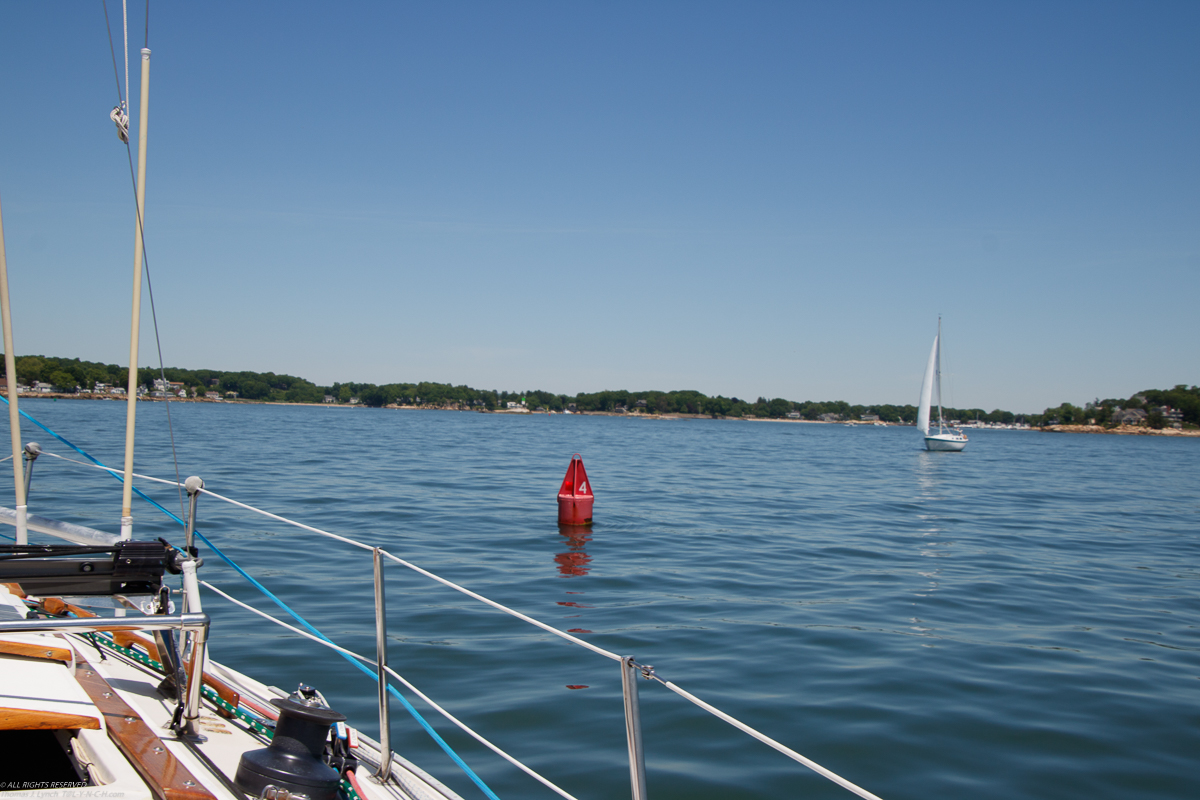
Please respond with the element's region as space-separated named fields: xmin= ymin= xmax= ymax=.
xmin=557 ymin=454 xmax=594 ymax=525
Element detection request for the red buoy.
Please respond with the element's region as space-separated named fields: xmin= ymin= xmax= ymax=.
xmin=557 ymin=454 xmax=594 ymax=525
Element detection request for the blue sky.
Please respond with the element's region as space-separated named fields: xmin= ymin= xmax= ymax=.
xmin=0 ymin=2 xmax=1196 ymax=414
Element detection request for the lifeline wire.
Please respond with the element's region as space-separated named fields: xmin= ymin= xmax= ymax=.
xmin=28 ymin=453 xmax=499 ymax=800
xmin=31 ymin=445 xmax=616 ymax=663
xmin=190 ymin=483 xmax=620 ymax=660
xmin=198 ymin=498 xmax=889 ymax=799
xmin=24 ymin=417 xmax=888 ymax=799
xmin=650 ymin=677 xmax=885 ymax=800
xmin=190 ymin=533 xmax=501 ymax=800
xmin=201 ymin=581 xmax=581 ymax=800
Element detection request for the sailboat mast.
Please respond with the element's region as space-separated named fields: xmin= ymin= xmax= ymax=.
xmin=120 ymin=47 xmax=151 ymax=540
xmin=0 ymin=192 xmax=28 ymax=544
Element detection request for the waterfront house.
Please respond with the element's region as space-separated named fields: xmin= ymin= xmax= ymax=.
xmin=1112 ymin=408 xmax=1147 ymax=426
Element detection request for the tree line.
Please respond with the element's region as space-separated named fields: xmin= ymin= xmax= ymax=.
xmin=1039 ymin=385 xmax=1200 ymax=428
xmin=4 ymin=355 xmax=324 ymax=403
xmin=4 ymin=354 xmax=1194 ymax=427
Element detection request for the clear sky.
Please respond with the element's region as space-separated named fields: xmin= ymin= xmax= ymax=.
xmin=0 ymin=2 xmax=1196 ymax=414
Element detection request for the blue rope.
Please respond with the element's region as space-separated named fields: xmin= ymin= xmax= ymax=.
xmin=2 ymin=395 xmax=116 ymax=471
xmin=2 ymin=397 xmax=501 ymax=800
xmin=194 ymin=531 xmax=501 ymax=800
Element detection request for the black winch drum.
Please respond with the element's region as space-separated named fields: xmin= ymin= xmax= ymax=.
xmin=235 ymin=698 xmax=346 ymax=800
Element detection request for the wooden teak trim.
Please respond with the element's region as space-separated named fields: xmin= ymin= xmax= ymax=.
xmin=0 ymin=706 xmax=101 ymax=730
xmin=0 ymin=639 xmax=74 ymax=662
xmin=73 ymin=654 xmax=216 ymax=800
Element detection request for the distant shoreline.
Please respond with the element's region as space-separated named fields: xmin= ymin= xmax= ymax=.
xmin=1038 ymin=424 xmax=1200 ymax=437
xmin=9 ymin=394 xmax=1198 ymax=436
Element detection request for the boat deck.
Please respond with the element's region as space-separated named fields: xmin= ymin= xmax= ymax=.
xmin=0 ymin=586 xmax=462 ymax=800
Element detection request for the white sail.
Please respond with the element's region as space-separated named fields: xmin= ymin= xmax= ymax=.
xmin=917 ymin=333 xmax=937 ymax=435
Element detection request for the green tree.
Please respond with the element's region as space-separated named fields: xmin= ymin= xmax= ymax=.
xmin=49 ymin=370 xmax=76 ymax=391
xmin=1042 ymin=403 xmax=1085 ymax=425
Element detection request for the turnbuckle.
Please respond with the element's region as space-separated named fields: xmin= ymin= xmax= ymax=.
xmin=629 ymin=659 xmax=656 ymax=680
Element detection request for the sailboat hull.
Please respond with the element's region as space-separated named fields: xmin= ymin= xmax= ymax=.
xmin=925 ymin=433 xmax=967 ymax=451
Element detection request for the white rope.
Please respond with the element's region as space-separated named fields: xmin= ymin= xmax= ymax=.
xmin=38 ymin=452 xmax=373 ymax=551
xmin=39 ymin=451 xmax=883 ymax=799
xmin=196 ymin=487 xmax=374 ymax=552
xmin=41 ymin=455 xmax=609 ymax=658
xmin=379 ymin=550 xmax=622 ymax=662
xmin=652 ymin=678 xmax=885 ymax=800
xmin=378 ymin=663 xmax=581 ymax=800
xmin=200 ymin=581 xmax=581 ymax=800
xmin=202 ymin=580 xmax=369 ymax=660
xmin=40 ymin=451 xmax=180 ymax=486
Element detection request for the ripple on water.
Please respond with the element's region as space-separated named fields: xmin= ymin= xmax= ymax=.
xmin=12 ymin=402 xmax=1200 ymax=800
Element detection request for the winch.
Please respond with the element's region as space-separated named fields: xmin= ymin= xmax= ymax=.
xmin=235 ymin=687 xmax=347 ymax=800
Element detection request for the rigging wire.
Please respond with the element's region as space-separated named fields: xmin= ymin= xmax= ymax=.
xmin=103 ymin=0 xmax=186 ymax=524
xmin=30 ymin=428 xmax=888 ymax=800
xmin=124 ymin=1 xmax=130 ymax=114
xmin=3 ymin=403 xmax=503 ymax=800
xmin=15 ymin=408 xmax=890 ymax=800
xmin=101 ymin=1 xmax=124 ymax=110
xmin=202 ymin=579 xmax=577 ymax=800
xmin=101 ymin=1 xmax=128 ymax=142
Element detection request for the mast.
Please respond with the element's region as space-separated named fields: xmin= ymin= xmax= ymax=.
xmin=120 ymin=47 xmax=151 ymax=540
xmin=0 ymin=191 xmax=28 ymax=544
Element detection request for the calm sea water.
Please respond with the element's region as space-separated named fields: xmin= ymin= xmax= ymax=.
xmin=9 ymin=400 xmax=1200 ymax=800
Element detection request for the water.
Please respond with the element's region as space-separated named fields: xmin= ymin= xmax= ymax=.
xmin=10 ymin=400 xmax=1200 ymax=800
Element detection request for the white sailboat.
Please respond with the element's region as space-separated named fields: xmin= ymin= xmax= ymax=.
xmin=917 ymin=319 xmax=967 ymax=452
